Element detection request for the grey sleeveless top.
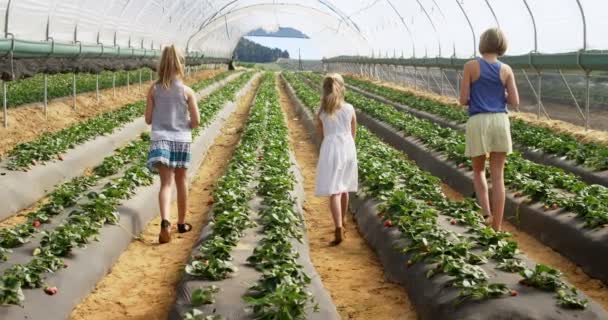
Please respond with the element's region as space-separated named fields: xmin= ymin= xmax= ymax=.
xmin=151 ymin=79 xmax=192 ymax=142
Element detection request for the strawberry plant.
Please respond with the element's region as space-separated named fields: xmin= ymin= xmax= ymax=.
xmin=191 ymin=285 xmax=220 ymax=306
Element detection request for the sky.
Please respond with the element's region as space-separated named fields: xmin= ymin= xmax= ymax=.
xmin=244 ymin=36 xmax=322 ymax=60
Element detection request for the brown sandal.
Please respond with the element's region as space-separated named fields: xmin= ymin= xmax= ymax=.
xmin=177 ymin=222 xmax=193 ymax=233
xmin=159 ymin=219 xmax=172 ymax=244
xmin=330 ymin=227 xmax=344 ymax=246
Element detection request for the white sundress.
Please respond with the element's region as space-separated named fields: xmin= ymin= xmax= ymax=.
xmin=315 ymin=103 xmax=358 ymax=196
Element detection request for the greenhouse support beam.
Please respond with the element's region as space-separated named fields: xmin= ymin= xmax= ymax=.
xmin=96 ymin=74 xmax=100 ymax=104
xmin=72 ymin=74 xmax=76 ymax=110
xmin=557 ymin=69 xmax=586 ymax=122
xmin=2 ymin=81 xmax=6 ymax=128
xmin=585 ymin=72 xmax=591 ymax=130
xmin=520 ymin=69 xmax=550 ymax=119
xmin=537 ymin=71 xmax=542 ymax=119
xmin=43 ymin=74 xmax=48 ymax=117
xmin=523 ymin=0 xmax=538 ymax=52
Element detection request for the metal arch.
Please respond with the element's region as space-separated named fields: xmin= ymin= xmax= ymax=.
xmin=575 ymin=0 xmax=587 ymax=50
xmin=485 ymin=0 xmax=500 ymax=28
xmin=186 ymin=0 xmax=361 ymax=51
xmin=415 ymin=0 xmax=442 ymax=56
xmin=455 ymin=0 xmax=476 ymax=57
xmin=188 ymin=2 xmax=368 ymax=50
xmin=522 ymin=0 xmax=538 ymax=52
xmin=4 ymin=0 xmax=12 ymax=37
xmin=385 ymin=0 xmax=416 ymax=58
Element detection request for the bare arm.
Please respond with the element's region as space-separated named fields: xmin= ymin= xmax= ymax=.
xmin=351 ymin=111 xmax=357 ymax=140
xmin=186 ymin=87 xmax=200 ymax=128
xmin=459 ymin=62 xmax=473 ymax=106
xmin=504 ymin=66 xmax=520 ymax=110
xmin=316 ymin=112 xmax=324 ymax=140
xmin=145 ymin=85 xmax=155 ymax=125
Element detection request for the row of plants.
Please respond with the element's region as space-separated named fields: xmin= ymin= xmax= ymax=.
xmin=283 ymin=72 xmax=589 ymax=309
xmin=183 ymin=74 xmax=268 ymax=311
xmin=3 ymin=71 xmax=229 ymax=171
xmin=243 ymin=75 xmax=314 ymax=319
xmin=0 ymin=71 xmax=256 ymax=306
xmin=0 ymin=132 xmax=154 ymax=305
xmin=293 ymin=72 xmax=608 ymax=228
xmin=0 ymin=72 xmax=252 ymax=259
xmin=6 ymin=68 xmax=153 ymax=108
xmin=340 ymin=74 xmax=608 ymax=171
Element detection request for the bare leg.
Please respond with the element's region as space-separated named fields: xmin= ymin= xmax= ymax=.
xmin=489 ymin=152 xmax=507 ymax=231
xmin=330 ymin=194 xmax=343 ymax=229
xmin=158 ymin=165 xmax=174 ymax=221
xmin=471 ymin=155 xmax=492 ymax=221
xmin=174 ymin=168 xmax=188 ymax=224
xmin=340 ymin=192 xmax=349 ymax=226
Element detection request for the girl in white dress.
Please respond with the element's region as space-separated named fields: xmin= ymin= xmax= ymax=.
xmin=315 ymin=73 xmax=358 ymax=245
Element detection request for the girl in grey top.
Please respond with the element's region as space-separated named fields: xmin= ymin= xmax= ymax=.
xmin=145 ymin=45 xmax=200 ymax=244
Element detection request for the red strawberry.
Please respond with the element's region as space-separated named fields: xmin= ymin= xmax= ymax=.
xmin=384 ymin=220 xmax=393 ymax=227
xmin=31 ymin=159 xmax=37 ymax=166
xmin=458 ymin=163 xmax=466 ymax=169
xmin=63 ymin=263 xmax=68 ymax=269
xmin=514 ymin=192 xmax=523 ymax=198
xmin=551 ymin=203 xmax=559 ymax=210
xmin=207 ymin=199 xmax=214 ymax=205
xmin=58 ymin=155 xmax=64 ymax=161
xmin=32 ymin=220 xmax=41 ymax=228
xmin=44 ymin=287 xmax=58 ymax=295
xmin=450 ymin=219 xmax=457 ymax=225
xmin=510 ymin=290 xmax=518 ymax=297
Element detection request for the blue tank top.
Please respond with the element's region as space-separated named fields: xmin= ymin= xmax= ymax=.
xmin=468 ymin=58 xmax=507 ymax=116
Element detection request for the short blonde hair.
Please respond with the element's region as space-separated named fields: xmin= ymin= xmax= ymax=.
xmin=479 ymin=28 xmax=507 ymax=56
xmin=157 ymin=45 xmax=185 ymax=89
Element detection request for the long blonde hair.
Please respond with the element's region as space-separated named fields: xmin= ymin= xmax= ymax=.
xmin=320 ymin=73 xmax=345 ymax=116
xmin=157 ymin=45 xmax=185 ymax=89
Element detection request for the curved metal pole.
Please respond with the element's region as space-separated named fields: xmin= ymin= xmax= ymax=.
xmin=455 ymin=0 xmax=476 ymax=57
xmin=4 ymin=0 xmax=12 ymax=37
xmin=385 ymin=0 xmax=416 ymax=57
xmin=522 ymin=0 xmax=538 ymax=52
xmin=415 ymin=0 xmax=441 ymax=56
xmin=189 ymin=3 xmax=368 ymax=52
xmin=575 ymin=0 xmax=587 ymax=50
xmin=485 ymin=0 xmax=500 ymax=28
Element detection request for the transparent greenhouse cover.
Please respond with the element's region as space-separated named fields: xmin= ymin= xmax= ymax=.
xmin=0 ymin=0 xmax=605 ymax=59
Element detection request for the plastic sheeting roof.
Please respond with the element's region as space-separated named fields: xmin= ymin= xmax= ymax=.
xmin=0 ymin=0 xmax=604 ymax=59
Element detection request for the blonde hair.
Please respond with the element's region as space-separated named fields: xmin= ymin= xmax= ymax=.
xmin=157 ymin=45 xmax=185 ymax=89
xmin=479 ymin=28 xmax=507 ymax=56
xmin=320 ymin=73 xmax=345 ymax=116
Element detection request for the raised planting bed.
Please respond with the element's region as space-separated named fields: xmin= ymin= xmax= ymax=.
xmin=284 ymin=74 xmax=608 ymax=319
xmin=170 ymin=74 xmax=338 ymax=320
xmin=338 ymin=74 xmax=608 ymax=188
xmin=291 ymin=72 xmax=608 ymax=285
xmin=0 ymin=73 xmax=258 ymax=319
xmin=0 ymin=71 xmax=242 ymax=221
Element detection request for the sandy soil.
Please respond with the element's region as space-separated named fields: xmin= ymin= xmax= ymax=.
xmin=441 ymin=183 xmax=608 ymax=311
xmin=348 ymin=73 xmax=608 ymax=146
xmin=69 ymin=77 xmax=259 ymax=320
xmin=0 ymin=69 xmax=222 ymax=156
xmin=277 ymin=75 xmax=417 ymax=320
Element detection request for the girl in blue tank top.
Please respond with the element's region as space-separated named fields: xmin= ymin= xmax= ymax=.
xmin=459 ymin=28 xmax=520 ymax=231
xmin=145 ymin=45 xmax=200 ymax=243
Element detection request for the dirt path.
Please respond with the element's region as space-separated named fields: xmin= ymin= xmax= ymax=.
xmin=69 ymin=77 xmax=259 ymax=320
xmin=0 ymin=69 xmax=222 ymax=156
xmin=276 ymin=76 xmax=417 ymax=319
xmin=442 ymin=184 xmax=608 ymax=311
